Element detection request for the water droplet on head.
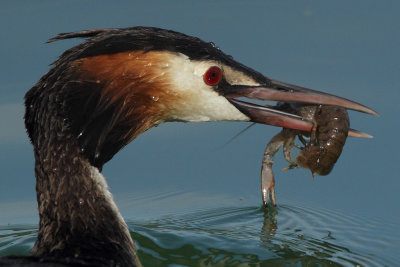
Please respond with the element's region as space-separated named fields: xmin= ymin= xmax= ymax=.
xmin=151 ymin=95 xmax=159 ymax=101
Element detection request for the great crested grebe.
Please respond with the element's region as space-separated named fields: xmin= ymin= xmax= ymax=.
xmin=0 ymin=27 xmax=377 ymax=266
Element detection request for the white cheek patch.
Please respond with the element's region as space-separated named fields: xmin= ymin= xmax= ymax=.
xmin=192 ymin=61 xmax=215 ymax=78
xmin=163 ymin=53 xmax=250 ymax=122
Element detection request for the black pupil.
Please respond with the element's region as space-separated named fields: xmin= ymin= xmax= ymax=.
xmin=210 ymin=69 xmax=219 ymax=81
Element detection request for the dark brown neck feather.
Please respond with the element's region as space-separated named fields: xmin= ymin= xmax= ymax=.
xmin=23 ymin=51 xmax=153 ymax=266
xmin=32 ymin=132 xmax=138 ymax=266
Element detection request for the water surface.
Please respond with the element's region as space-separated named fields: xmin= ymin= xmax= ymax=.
xmin=1 ymin=198 xmax=398 ymax=266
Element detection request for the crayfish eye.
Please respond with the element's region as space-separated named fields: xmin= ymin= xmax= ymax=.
xmin=203 ymin=66 xmax=222 ymax=86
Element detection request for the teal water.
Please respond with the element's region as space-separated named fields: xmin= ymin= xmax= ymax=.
xmin=1 ymin=1 xmax=400 ymax=266
xmin=1 ymin=202 xmax=398 ymax=266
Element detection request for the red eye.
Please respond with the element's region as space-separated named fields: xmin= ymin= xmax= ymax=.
xmin=203 ymin=66 xmax=222 ymax=86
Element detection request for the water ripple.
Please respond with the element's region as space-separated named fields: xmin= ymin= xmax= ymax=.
xmin=0 ymin=225 xmax=37 ymax=257
xmin=130 ymin=204 xmax=399 ymax=266
xmin=0 ymin=204 xmax=398 ymax=266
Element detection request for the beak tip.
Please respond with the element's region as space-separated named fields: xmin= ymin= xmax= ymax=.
xmin=349 ymin=129 xmax=374 ymax=138
xmin=363 ymin=107 xmax=379 ymax=117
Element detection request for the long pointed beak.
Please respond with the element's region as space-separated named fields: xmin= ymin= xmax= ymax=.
xmin=226 ymin=79 xmax=378 ymax=137
xmin=241 ymin=79 xmax=378 ymax=116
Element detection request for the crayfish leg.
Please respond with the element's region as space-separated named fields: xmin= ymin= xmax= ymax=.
xmin=261 ymin=130 xmax=293 ymax=209
xmin=282 ymin=132 xmax=298 ymax=166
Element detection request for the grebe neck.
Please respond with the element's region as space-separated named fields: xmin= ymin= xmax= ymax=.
xmin=31 ymin=117 xmax=139 ymax=266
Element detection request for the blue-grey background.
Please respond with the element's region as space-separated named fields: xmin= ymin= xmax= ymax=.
xmin=0 ymin=1 xmax=399 ymax=263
